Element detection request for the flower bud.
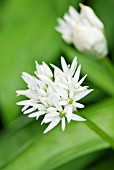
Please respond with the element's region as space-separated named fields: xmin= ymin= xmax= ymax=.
xmin=56 ymin=4 xmax=108 ymax=58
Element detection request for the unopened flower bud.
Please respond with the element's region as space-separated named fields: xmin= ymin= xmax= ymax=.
xmin=56 ymin=4 xmax=108 ymax=58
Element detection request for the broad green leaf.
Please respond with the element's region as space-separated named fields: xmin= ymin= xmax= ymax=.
xmin=1 ymin=98 xmax=114 ymax=170
xmin=62 ymin=45 xmax=114 ymax=96
xmin=55 ymin=150 xmax=104 ymax=170
xmin=87 ymin=149 xmax=114 ymax=170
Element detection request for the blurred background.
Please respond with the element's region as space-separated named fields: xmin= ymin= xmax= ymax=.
xmin=0 ymin=0 xmax=114 ymax=169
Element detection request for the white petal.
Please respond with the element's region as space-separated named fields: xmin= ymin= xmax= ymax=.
xmin=76 ymin=86 xmax=88 ymax=92
xmin=69 ymin=6 xmax=79 ymax=20
xmin=54 ymin=85 xmax=68 ymax=99
xmin=56 ymin=18 xmax=66 ymax=31
xmin=16 ymin=90 xmax=38 ymax=100
xmin=21 ymin=105 xmax=29 ymax=112
xmin=35 ymin=61 xmax=44 ymax=75
xmin=54 ymin=69 xmax=68 ymax=85
xmin=42 ymin=61 xmax=53 ymax=78
xmin=17 ymin=100 xmax=38 ymax=108
xmin=55 ymin=83 xmax=68 ymax=90
xmin=73 ymin=102 xmax=84 ymax=108
xmin=38 ymin=74 xmax=52 ymax=85
xmin=60 ymin=100 xmax=68 ymax=106
xmin=74 ymin=89 xmax=93 ymax=101
xmin=46 ymin=112 xmax=59 ymax=117
xmin=63 ymin=14 xmax=75 ymax=28
xmin=80 ymin=3 xmax=104 ymax=30
xmin=61 ymin=57 xmax=68 ymax=73
xmin=39 ymin=89 xmax=47 ymax=96
xmin=69 ymin=83 xmax=74 ymax=98
xmin=41 ymin=116 xmax=53 ymax=125
xmin=22 ymin=72 xmax=38 ymax=89
xmin=28 ymin=111 xmax=45 ymax=119
xmin=77 ymin=74 xmax=87 ymax=87
xmin=23 ymin=107 xmax=37 ymax=114
xmin=50 ymin=64 xmax=64 ymax=76
xmin=72 ymin=114 xmax=86 ymax=121
xmin=61 ymin=117 xmax=66 ymax=131
xmin=65 ymin=105 xmax=73 ymax=123
xmin=47 ymin=107 xmax=57 ymax=113
xmin=70 ymin=57 xmax=77 ymax=76
xmin=43 ymin=118 xmax=60 ymax=134
xmin=53 ymin=97 xmax=62 ymax=111
xmin=73 ymin=65 xmax=81 ymax=84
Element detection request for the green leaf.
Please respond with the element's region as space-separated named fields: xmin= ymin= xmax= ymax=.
xmin=87 ymin=149 xmax=114 ymax=170
xmin=1 ymin=98 xmax=114 ymax=170
xmin=0 ymin=0 xmax=59 ymax=124
xmin=54 ymin=150 xmax=104 ymax=170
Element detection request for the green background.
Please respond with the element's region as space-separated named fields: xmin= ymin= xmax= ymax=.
xmin=0 ymin=0 xmax=114 ymax=169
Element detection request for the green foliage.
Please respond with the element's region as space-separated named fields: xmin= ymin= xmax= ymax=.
xmin=0 ymin=0 xmax=114 ymax=169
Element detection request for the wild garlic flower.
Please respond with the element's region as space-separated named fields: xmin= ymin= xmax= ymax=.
xmin=16 ymin=57 xmax=93 ymax=133
xmin=56 ymin=3 xmax=108 ymax=58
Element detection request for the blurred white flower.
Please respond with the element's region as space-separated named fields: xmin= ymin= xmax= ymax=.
xmin=16 ymin=57 xmax=93 ymax=133
xmin=56 ymin=3 xmax=108 ymax=58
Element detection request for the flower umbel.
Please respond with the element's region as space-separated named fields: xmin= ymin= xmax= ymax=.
xmin=56 ymin=4 xmax=108 ymax=58
xmin=16 ymin=57 xmax=93 ymax=133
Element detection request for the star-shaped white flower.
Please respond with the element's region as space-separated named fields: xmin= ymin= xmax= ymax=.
xmin=16 ymin=57 xmax=93 ymax=133
xmin=50 ymin=57 xmax=93 ymax=123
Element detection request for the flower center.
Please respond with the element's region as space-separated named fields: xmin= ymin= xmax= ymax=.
xmin=38 ymin=101 xmax=42 ymax=104
xmin=50 ymin=77 xmax=54 ymax=81
xmin=68 ymin=98 xmax=73 ymax=104
xmin=59 ymin=112 xmax=65 ymax=118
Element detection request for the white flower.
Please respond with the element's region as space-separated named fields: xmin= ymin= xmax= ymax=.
xmin=56 ymin=3 xmax=108 ymax=58
xmin=16 ymin=57 xmax=93 ymax=133
xmin=42 ymin=106 xmax=85 ymax=134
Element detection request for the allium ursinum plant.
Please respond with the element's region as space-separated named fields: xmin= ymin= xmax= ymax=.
xmin=56 ymin=4 xmax=108 ymax=58
xmin=16 ymin=57 xmax=93 ymax=133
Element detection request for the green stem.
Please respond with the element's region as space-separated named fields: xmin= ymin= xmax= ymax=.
xmin=83 ymin=114 xmax=114 ymax=149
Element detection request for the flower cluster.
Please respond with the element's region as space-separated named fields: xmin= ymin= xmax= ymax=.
xmin=16 ymin=57 xmax=93 ymax=133
xmin=56 ymin=3 xmax=108 ymax=58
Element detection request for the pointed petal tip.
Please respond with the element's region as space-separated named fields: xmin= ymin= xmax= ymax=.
xmin=85 ymin=74 xmax=88 ymax=77
xmin=16 ymin=90 xmax=20 ymax=95
xmin=50 ymin=63 xmax=54 ymax=68
xmin=41 ymin=121 xmax=44 ymax=125
xmin=78 ymin=64 xmax=81 ymax=69
xmin=35 ymin=60 xmax=38 ymax=65
xmin=43 ymin=131 xmax=46 ymax=134
xmin=61 ymin=56 xmax=64 ymax=60
xmin=67 ymin=118 xmax=71 ymax=123
xmin=83 ymin=119 xmax=86 ymax=121
xmin=28 ymin=115 xmax=32 ymax=118
xmin=22 ymin=72 xmax=26 ymax=75
xmin=55 ymin=26 xmax=58 ymax=31
xmin=74 ymin=56 xmax=77 ymax=60
xmin=43 ymin=128 xmax=49 ymax=134
xmin=79 ymin=3 xmax=85 ymax=8
xmin=90 ymin=89 xmax=94 ymax=92
xmin=69 ymin=5 xmax=74 ymax=10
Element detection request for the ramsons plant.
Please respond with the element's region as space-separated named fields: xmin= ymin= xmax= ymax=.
xmin=16 ymin=57 xmax=92 ymax=133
